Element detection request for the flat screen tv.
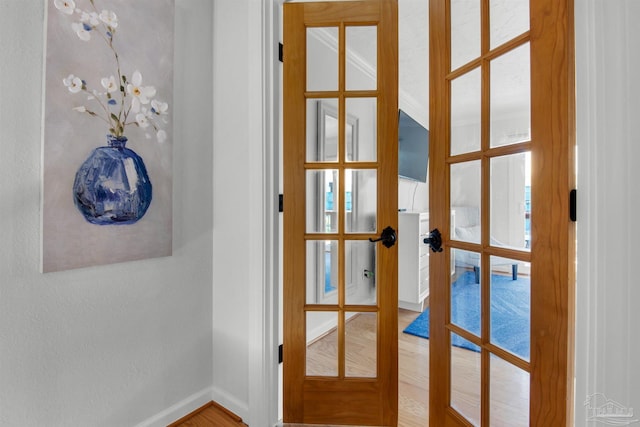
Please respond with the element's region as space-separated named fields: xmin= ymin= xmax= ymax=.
xmin=398 ymin=109 xmax=429 ymax=183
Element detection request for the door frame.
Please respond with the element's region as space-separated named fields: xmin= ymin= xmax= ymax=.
xmin=246 ymin=1 xmax=576 ymax=426
xmin=243 ymin=1 xmax=280 ymax=426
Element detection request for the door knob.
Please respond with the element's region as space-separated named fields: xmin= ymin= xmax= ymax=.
xmin=369 ymin=226 xmax=397 ymax=248
xmin=424 ymin=228 xmax=443 ymax=252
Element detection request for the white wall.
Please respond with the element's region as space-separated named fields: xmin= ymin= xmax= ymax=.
xmin=575 ymin=0 xmax=640 ymax=423
xmin=0 ymin=1 xmax=214 ymax=426
xmin=211 ymin=1 xmax=280 ymax=424
xmin=211 ymin=0 xmax=252 ymax=416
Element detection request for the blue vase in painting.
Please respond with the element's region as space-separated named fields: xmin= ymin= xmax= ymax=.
xmin=73 ymin=135 xmax=152 ymax=225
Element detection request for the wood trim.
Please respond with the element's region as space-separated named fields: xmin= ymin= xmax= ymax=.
xmin=283 ymin=1 xmax=399 ymax=425
xmin=430 ymin=0 xmax=575 ymax=425
xmin=302 ymin=2 xmax=380 ymax=24
xmin=446 ymin=141 xmax=533 ymax=165
xmin=377 ymin=2 xmax=399 ymax=424
xmin=479 ymin=2 xmax=492 ymax=422
xmin=529 ymin=0 xmax=576 ymax=424
xmin=428 ymin=0 xmax=450 ymax=424
xmin=283 ymin=3 xmax=307 ymax=421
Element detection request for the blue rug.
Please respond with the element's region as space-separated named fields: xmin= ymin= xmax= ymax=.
xmin=403 ymin=271 xmax=530 ymax=360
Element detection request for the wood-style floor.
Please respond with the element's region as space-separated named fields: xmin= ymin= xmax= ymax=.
xmin=396 ymin=308 xmax=430 ymax=426
xmin=173 ymin=308 xmax=527 ymax=426
xmin=169 ymin=401 xmax=248 ymax=427
xmin=172 ymin=309 xmax=428 ymax=427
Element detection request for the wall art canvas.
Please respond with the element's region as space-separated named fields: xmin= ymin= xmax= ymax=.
xmin=42 ymin=0 xmax=174 ymax=272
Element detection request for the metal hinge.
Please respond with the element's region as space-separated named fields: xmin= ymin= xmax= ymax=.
xmin=278 ymin=344 xmax=283 ymax=364
xmin=279 ymin=194 xmax=283 ymax=213
xmin=570 ymin=189 xmax=577 ymax=222
xmin=279 ymin=43 xmax=283 ymax=63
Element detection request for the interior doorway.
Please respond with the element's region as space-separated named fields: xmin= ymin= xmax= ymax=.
xmin=278 ymin=0 xmax=572 ymax=425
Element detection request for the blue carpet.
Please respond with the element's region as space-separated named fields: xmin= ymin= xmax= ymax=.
xmin=403 ymin=271 xmax=530 ymax=360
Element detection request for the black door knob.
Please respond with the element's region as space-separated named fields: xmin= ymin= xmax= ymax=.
xmin=369 ymin=226 xmax=397 ymax=248
xmin=424 ymin=228 xmax=443 ymax=252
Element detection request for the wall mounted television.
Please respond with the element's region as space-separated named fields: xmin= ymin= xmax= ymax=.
xmin=398 ymin=109 xmax=429 ymax=183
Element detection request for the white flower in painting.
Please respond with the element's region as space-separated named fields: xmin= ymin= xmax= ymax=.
xmin=80 ymin=11 xmax=100 ymax=27
xmin=71 ymin=22 xmax=91 ymax=41
xmin=54 ymin=0 xmax=75 ymax=15
xmin=63 ymin=74 xmax=83 ymax=93
xmin=54 ymin=4 xmax=169 ymax=142
xmin=135 ymin=113 xmax=150 ymax=128
xmin=127 ymin=71 xmax=156 ymax=112
xmin=156 ymin=130 xmax=167 ymax=143
xmin=151 ymin=99 xmax=168 ymax=115
xmin=101 ymin=75 xmax=118 ymax=93
xmin=99 ymin=10 xmax=118 ymax=28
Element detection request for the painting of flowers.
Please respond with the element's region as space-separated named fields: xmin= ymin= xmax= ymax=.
xmin=42 ymin=0 xmax=174 ymax=272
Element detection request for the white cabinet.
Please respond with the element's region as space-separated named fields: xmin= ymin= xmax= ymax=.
xmin=398 ymin=212 xmax=430 ymax=312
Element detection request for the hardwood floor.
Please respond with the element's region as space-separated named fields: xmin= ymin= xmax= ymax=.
xmin=169 ymin=401 xmax=247 ymax=427
xmin=172 ymin=309 xmax=428 ymax=427
xmin=173 ymin=308 xmax=527 ymax=426
xmin=397 ymin=309 xmax=430 ymax=426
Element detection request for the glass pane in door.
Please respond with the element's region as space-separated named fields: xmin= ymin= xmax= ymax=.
xmin=450 ymin=160 xmax=481 ymax=215
xmin=451 ymin=68 xmax=482 ymax=156
xmin=490 ymin=153 xmax=530 ymax=251
xmin=345 ymin=97 xmax=376 ymax=162
xmin=308 ymin=98 xmax=339 ymax=162
xmin=490 ymin=256 xmax=530 ymax=360
xmin=345 ymin=169 xmax=377 ymax=233
xmin=345 ymin=312 xmax=377 ymax=377
xmin=345 ymin=240 xmax=377 ymax=306
xmin=450 ymin=0 xmax=480 ymax=71
xmin=306 ymin=311 xmax=338 ymax=377
xmin=490 ymin=354 xmax=530 ymax=426
xmin=451 ymin=249 xmax=481 ymax=336
xmin=490 ymin=43 xmax=531 ymax=148
xmin=307 ymin=27 xmax=338 ymax=92
xmin=490 ymin=0 xmax=530 ymax=49
xmin=306 ymin=240 xmax=339 ymax=305
xmin=450 ymin=331 xmax=481 ymax=426
xmin=306 ymin=170 xmax=338 ymax=233
xmin=346 ymin=26 xmax=377 ymax=91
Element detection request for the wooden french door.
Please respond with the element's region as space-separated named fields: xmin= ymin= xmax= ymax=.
xmin=283 ymin=0 xmax=399 ymax=425
xmin=429 ymin=0 xmax=575 ymax=425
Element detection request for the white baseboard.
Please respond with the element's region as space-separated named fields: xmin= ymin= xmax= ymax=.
xmin=134 ymin=387 xmax=213 ymax=427
xmin=211 ymin=386 xmax=250 ymax=423
xmin=399 ymin=299 xmax=426 ymax=313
